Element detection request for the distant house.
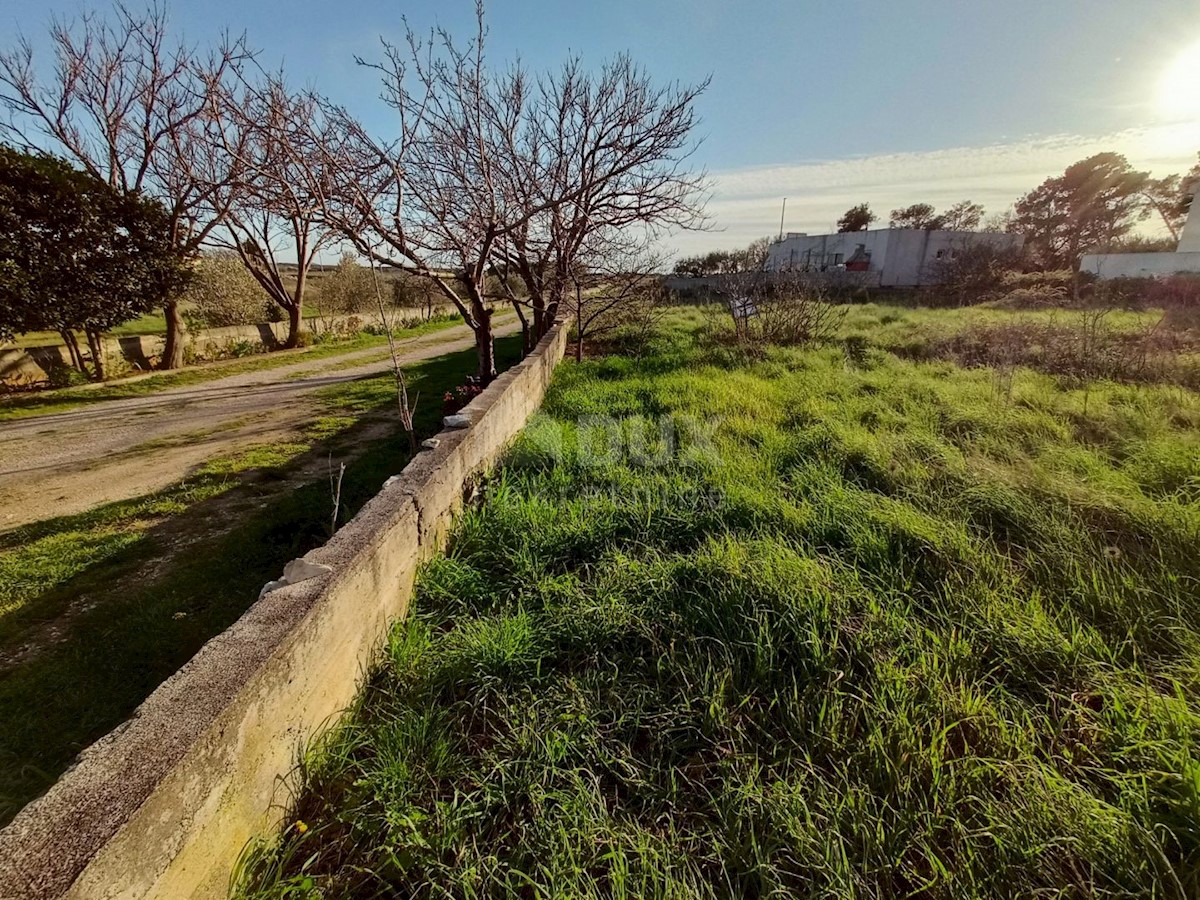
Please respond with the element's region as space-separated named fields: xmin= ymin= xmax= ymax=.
xmin=764 ymin=227 xmax=1024 ymax=288
xmin=1081 ymin=180 xmax=1200 ymax=280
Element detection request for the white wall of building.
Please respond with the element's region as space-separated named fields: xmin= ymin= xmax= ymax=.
xmin=764 ymin=228 xmax=1022 ymax=287
xmin=1079 ymin=251 xmax=1200 ymax=280
xmin=1177 ymin=198 xmax=1200 ymax=254
xmin=1083 ymin=190 xmax=1200 ymax=279
xmin=765 ymin=230 xmax=891 ymax=285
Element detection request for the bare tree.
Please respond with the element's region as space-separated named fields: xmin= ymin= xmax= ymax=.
xmin=494 ymin=55 xmax=709 ymax=351
xmin=566 ymin=231 xmax=668 ymax=361
xmin=0 ymin=2 xmax=253 ymax=368
xmin=297 ymin=7 xmax=522 ymax=383
xmin=367 ymin=256 xmax=419 ymax=454
xmin=301 ymin=5 xmax=707 ymax=379
xmin=216 ymin=75 xmax=334 ymax=347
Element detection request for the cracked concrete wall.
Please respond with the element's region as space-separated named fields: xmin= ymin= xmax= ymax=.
xmin=0 ymin=319 xmax=570 ymax=900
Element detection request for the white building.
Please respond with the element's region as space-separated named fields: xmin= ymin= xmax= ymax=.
xmin=763 ymin=227 xmax=1024 ymax=288
xmin=1080 ymin=182 xmax=1200 ymax=279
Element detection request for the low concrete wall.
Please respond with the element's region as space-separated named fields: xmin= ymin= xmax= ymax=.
xmin=1 ymin=311 xmax=449 ymax=386
xmin=0 ymin=320 xmax=570 ymax=900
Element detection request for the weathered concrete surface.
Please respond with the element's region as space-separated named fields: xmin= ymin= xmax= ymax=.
xmin=0 ymin=319 xmax=569 ymax=900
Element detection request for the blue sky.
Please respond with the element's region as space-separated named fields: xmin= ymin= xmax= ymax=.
xmin=3 ymin=0 xmax=1199 ymax=256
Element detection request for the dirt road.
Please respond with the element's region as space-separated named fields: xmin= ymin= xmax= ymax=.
xmin=0 ymin=320 xmax=519 ymax=530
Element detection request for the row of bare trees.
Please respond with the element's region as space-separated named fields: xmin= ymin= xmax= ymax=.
xmin=0 ymin=3 xmax=253 ymax=367
xmin=0 ymin=2 xmax=707 ymax=380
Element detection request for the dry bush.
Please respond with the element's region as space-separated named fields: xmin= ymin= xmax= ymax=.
xmin=914 ymin=311 xmax=1200 ymax=389
xmin=1095 ymin=275 xmax=1200 ymax=314
xmin=987 ymin=286 xmax=1070 ymax=310
xmin=1163 ymin=302 xmax=1200 ymax=331
xmin=719 ymin=272 xmax=846 ymax=350
xmin=1003 ymin=269 xmax=1077 ymax=294
xmin=982 ymin=269 xmax=1080 ymax=310
xmin=591 ymin=283 xmax=671 ymax=357
xmin=926 ymin=242 xmax=1023 ymax=307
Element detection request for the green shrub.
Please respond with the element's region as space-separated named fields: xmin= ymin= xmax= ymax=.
xmin=312 ymin=252 xmax=375 ymax=316
xmin=43 ymin=361 xmax=90 ymax=389
xmin=178 ymin=252 xmax=277 ymax=329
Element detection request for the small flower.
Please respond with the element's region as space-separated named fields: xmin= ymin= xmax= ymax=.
xmin=294 ymin=820 xmax=309 ymax=835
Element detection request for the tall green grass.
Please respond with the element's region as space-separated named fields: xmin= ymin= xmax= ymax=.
xmin=237 ymin=308 xmax=1200 ymax=898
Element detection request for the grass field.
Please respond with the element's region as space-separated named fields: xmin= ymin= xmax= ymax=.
xmin=0 ymin=336 xmax=523 ymax=826
xmin=236 ymin=304 xmax=1200 ymax=898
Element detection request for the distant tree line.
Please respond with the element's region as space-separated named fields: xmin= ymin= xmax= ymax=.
xmin=673 ymin=237 xmax=773 ymax=277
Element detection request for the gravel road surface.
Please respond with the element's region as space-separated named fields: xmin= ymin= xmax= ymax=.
xmin=0 ymin=319 xmax=518 ymax=530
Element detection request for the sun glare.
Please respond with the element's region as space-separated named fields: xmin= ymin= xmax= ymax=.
xmin=1157 ymin=40 xmax=1200 ymax=121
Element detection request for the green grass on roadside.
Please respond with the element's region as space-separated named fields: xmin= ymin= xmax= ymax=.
xmin=236 ymin=308 xmax=1200 ymax=898
xmin=0 ymin=315 xmax=464 ymax=422
xmin=0 ymin=336 xmax=522 ymax=826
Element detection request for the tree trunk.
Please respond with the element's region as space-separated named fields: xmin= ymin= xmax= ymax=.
xmin=532 ymin=301 xmax=545 ymax=344
xmin=161 ymin=299 xmax=186 ymax=369
xmin=511 ymin=300 xmax=532 ymax=354
xmin=474 ymin=305 xmax=496 ymax=385
xmin=85 ymin=328 xmax=106 ymax=381
xmin=59 ymin=330 xmax=85 ymax=373
xmin=285 ymin=304 xmax=304 ymax=349
xmin=542 ymin=289 xmax=563 ymax=340
xmin=575 ymin=287 xmax=584 ymax=362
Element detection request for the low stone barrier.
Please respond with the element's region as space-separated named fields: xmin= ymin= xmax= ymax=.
xmin=0 ymin=310 xmax=451 ymax=386
xmin=0 ymin=319 xmax=570 ymax=900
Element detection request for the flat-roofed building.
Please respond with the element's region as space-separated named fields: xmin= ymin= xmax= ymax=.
xmin=764 ymin=227 xmax=1024 ymax=287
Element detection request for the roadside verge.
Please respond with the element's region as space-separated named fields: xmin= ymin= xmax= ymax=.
xmin=0 ymin=320 xmax=569 ymax=900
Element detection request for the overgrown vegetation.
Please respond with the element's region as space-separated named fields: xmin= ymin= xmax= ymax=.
xmin=908 ymin=309 xmax=1200 ymax=391
xmin=717 ymin=271 xmax=847 ymax=348
xmin=237 ymin=305 xmax=1200 ymax=898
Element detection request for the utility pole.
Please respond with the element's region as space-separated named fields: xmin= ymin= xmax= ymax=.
xmin=778 ymin=197 xmax=787 ymax=241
